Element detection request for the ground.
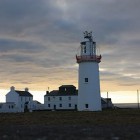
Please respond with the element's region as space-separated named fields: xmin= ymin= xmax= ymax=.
xmin=0 ymin=109 xmax=140 ymax=139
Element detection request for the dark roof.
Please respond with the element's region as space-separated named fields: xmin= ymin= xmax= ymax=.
xmin=45 ymin=90 xmax=78 ymax=96
xmin=59 ymin=85 xmax=76 ymax=88
xmin=101 ymin=98 xmax=106 ymax=104
xmin=101 ymin=98 xmax=112 ymax=104
xmin=33 ymin=100 xmax=41 ymax=104
xmin=15 ymin=90 xmax=33 ymax=97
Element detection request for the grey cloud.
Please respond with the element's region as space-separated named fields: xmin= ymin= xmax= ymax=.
xmin=0 ymin=39 xmax=45 ymax=53
xmin=0 ymin=54 xmax=34 ymax=63
xmin=0 ymin=0 xmax=52 ymax=23
xmin=0 ymin=0 xmax=139 ymax=90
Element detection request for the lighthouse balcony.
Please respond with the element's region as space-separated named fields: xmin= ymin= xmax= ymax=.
xmin=76 ymin=55 xmax=101 ymax=63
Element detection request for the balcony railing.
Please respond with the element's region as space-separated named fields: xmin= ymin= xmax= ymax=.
xmin=76 ymin=55 xmax=101 ymax=63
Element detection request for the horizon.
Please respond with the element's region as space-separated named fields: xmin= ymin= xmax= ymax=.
xmin=0 ymin=88 xmax=139 ymax=104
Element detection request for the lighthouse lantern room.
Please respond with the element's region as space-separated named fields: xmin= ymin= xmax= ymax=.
xmin=76 ymin=31 xmax=102 ymax=111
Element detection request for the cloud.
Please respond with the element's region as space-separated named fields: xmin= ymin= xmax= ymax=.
xmin=0 ymin=0 xmax=139 ymax=91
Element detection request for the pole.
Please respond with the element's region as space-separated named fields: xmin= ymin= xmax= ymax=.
xmin=137 ymin=90 xmax=139 ymax=109
xmin=107 ymin=92 xmax=108 ymax=108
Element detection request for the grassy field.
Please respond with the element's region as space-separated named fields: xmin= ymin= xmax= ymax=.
xmin=0 ymin=109 xmax=140 ymax=125
xmin=1 ymin=109 xmax=140 ymax=139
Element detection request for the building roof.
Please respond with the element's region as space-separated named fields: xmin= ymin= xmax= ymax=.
xmin=45 ymin=85 xmax=77 ymax=96
xmin=45 ymin=90 xmax=78 ymax=96
xmin=101 ymin=98 xmax=106 ymax=104
xmin=15 ymin=90 xmax=33 ymax=97
xmin=59 ymin=85 xmax=76 ymax=88
xmin=101 ymin=98 xmax=112 ymax=104
xmin=33 ymin=100 xmax=41 ymax=104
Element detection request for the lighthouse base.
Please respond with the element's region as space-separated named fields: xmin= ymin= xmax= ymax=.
xmin=77 ymin=62 xmax=102 ymax=111
xmin=78 ymin=104 xmax=102 ymax=111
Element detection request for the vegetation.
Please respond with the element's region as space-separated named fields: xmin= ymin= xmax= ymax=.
xmin=1 ymin=109 xmax=140 ymax=125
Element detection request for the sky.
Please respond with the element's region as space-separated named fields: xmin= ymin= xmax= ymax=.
xmin=0 ymin=0 xmax=139 ymax=103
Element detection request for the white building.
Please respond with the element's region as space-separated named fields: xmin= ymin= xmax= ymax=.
xmin=44 ymin=85 xmax=113 ymax=111
xmin=31 ymin=100 xmax=45 ymax=111
xmin=6 ymin=86 xmax=33 ymax=112
xmin=101 ymin=98 xmax=114 ymax=109
xmin=44 ymin=85 xmax=78 ymax=110
xmin=76 ymin=31 xmax=102 ymax=111
xmin=0 ymin=102 xmax=18 ymax=113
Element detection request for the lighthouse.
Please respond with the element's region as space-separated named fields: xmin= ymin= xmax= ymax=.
xmin=76 ymin=31 xmax=102 ymax=111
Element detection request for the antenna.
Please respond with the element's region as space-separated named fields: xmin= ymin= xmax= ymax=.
xmin=83 ymin=31 xmax=93 ymax=41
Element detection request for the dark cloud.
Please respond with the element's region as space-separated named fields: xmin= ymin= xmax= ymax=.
xmin=0 ymin=39 xmax=45 ymax=53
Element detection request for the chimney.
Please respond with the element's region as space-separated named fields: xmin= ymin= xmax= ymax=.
xmin=25 ymin=88 xmax=29 ymax=92
xmin=10 ymin=86 xmax=15 ymax=91
xmin=46 ymin=91 xmax=49 ymax=94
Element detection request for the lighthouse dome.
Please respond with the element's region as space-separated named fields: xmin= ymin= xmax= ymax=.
xmin=76 ymin=31 xmax=101 ymax=63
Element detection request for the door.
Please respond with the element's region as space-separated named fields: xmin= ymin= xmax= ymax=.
xmin=54 ymin=105 xmax=56 ymax=110
xmin=24 ymin=102 xmax=29 ymax=112
xmin=75 ymin=104 xmax=77 ymax=110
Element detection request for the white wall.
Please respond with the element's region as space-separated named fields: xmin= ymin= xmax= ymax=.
xmin=31 ymin=101 xmax=45 ymax=110
xmin=18 ymin=96 xmax=33 ymax=112
xmin=78 ymin=62 xmax=102 ymax=111
xmin=44 ymin=95 xmax=77 ymax=110
xmin=0 ymin=103 xmax=18 ymax=113
xmin=6 ymin=90 xmax=33 ymax=112
xmin=6 ymin=91 xmax=19 ymax=107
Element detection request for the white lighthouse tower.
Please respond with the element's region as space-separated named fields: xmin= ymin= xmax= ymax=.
xmin=76 ymin=31 xmax=102 ymax=111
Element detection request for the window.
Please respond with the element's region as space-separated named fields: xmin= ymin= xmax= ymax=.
xmin=85 ymin=78 xmax=88 ymax=83
xmin=9 ymin=105 xmax=11 ymax=109
xmin=59 ymin=97 xmax=62 ymax=101
xmin=85 ymin=104 xmax=88 ymax=108
xmin=84 ymin=46 xmax=86 ymax=53
xmin=82 ymin=45 xmax=86 ymax=54
xmin=48 ymin=104 xmax=50 ymax=107
xmin=59 ymin=104 xmax=62 ymax=107
xmin=48 ymin=97 xmax=50 ymax=101
xmin=11 ymin=105 xmax=13 ymax=109
xmin=69 ymin=104 xmax=71 ymax=107
xmin=68 ymin=97 xmax=71 ymax=100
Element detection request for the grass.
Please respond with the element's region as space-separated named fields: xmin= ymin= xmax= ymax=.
xmin=0 ymin=109 xmax=140 ymax=125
